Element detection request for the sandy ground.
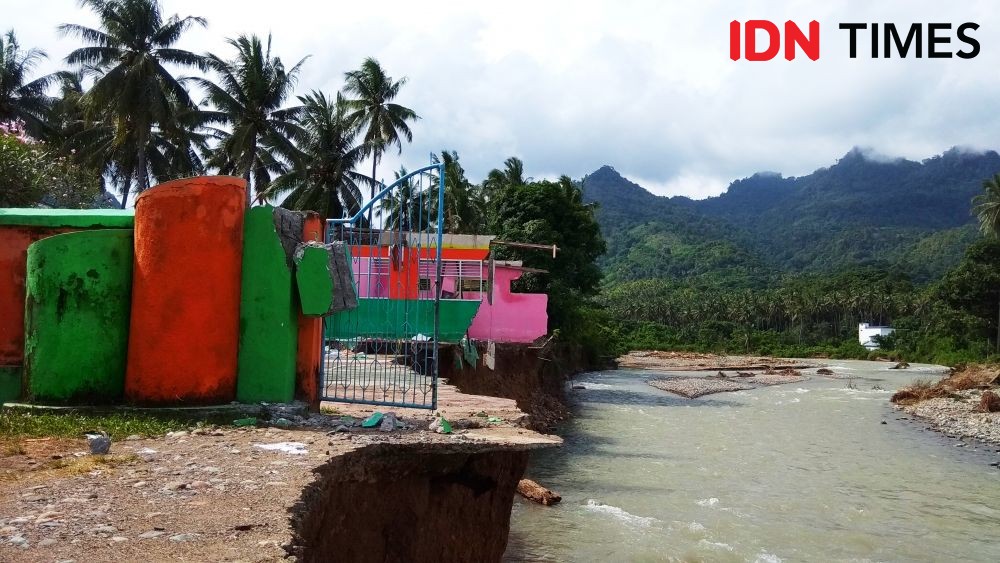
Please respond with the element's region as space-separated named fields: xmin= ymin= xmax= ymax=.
xmin=898 ymin=390 xmax=1000 ymax=446
xmin=617 ymin=351 xmax=818 ymax=372
xmin=0 ymin=384 xmax=559 ymax=562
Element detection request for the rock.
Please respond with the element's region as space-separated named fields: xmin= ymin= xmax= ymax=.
xmin=169 ymin=533 xmax=199 ymax=542
xmin=163 ymin=480 xmax=188 ymax=491
xmin=86 ymin=432 xmax=111 ymax=455
xmin=188 ymin=480 xmax=210 ymax=490
xmin=516 ymin=479 xmax=562 ymax=506
xmin=571 ymin=384 xmax=586 ymax=390
xmin=8 ymin=535 xmax=28 ymax=547
xmin=125 ymin=434 xmax=142 ymax=441
xmin=138 ymin=530 xmax=165 ymax=539
xmin=890 ymin=362 xmax=910 ymax=370
xmin=35 ymin=511 xmax=63 ymax=524
xmin=111 ymin=536 xmax=128 ymax=543
xmin=331 ymin=425 xmax=350 ymax=433
xmin=91 ymin=524 xmax=117 ymax=534
xmin=379 ymin=412 xmax=398 ymax=432
xmin=817 ymin=368 xmax=834 ymax=375
xmin=38 ymin=538 xmax=57 ymax=547
xmin=166 ymin=431 xmax=188 ymax=438
xmin=978 ymin=390 xmax=1000 ymax=413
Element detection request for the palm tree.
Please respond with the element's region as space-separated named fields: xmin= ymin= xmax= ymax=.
xmin=60 ymin=0 xmax=208 ymax=208
xmin=379 ymin=166 xmax=429 ymax=231
xmin=973 ymin=174 xmax=1000 ymax=353
xmin=0 ymin=30 xmax=56 ymax=137
xmin=194 ymin=34 xmax=305 ymax=206
xmin=268 ymin=91 xmax=373 ymax=220
xmin=43 ymin=70 xmax=86 ymax=149
xmin=342 ymin=58 xmax=419 ymax=212
xmin=483 ymin=156 xmax=527 ymax=195
xmin=974 ymin=174 xmax=1000 ymax=238
xmin=432 ymin=150 xmax=486 ymax=234
xmin=68 ymin=94 xmax=207 ymax=191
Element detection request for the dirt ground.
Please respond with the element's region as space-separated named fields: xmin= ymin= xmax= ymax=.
xmin=0 ymin=383 xmax=558 ymax=562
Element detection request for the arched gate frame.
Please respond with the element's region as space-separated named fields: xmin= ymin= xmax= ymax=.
xmin=321 ymin=163 xmax=445 ymax=410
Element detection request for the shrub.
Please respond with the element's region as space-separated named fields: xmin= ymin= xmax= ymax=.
xmin=0 ymin=128 xmax=101 ymax=208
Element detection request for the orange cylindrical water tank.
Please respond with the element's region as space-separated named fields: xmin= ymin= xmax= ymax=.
xmin=125 ymin=177 xmax=246 ymax=405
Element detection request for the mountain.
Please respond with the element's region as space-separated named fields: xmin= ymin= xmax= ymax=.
xmin=582 ymin=147 xmax=1000 ymax=285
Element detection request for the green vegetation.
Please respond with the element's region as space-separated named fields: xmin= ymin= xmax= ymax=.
xmin=583 ymin=155 xmax=1000 ymax=365
xmin=0 ymin=125 xmax=101 ymax=207
xmin=1 ymin=1 xmax=417 ymax=216
xmin=59 ymin=0 xmax=209 ymax=206
xmin=0 ymin=409 xmax=195 ymax=439
xmin=195 ymin=34 xmax=305 ymax=206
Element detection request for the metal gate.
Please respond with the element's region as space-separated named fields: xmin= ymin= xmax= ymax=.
xmin=321 ymin=163 xmax=445 ymax=409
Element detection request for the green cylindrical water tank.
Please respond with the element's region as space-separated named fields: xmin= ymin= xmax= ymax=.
xmin=237 ymin=206 xmax=297 ymax=403
xmin=23 ymin=229 xmax=133 ymax=404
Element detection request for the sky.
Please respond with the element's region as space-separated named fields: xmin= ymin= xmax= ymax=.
xmin=5 ymin=0 xmax=1000 ymax=198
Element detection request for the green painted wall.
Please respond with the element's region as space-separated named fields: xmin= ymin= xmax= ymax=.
xmin=23 ymin=229 xmax=133 ymax=404
xmin=0 ymin=208 xmax=134 ymax=228
xmin=326 ymin=298 xmax=483 ymax=343
xmin=237 ymin=206 xmax=297 ymax=403
xmin=295 ymin=245 xmax=333 ymax=316
xmin=0 ymin=365 xmax=20 ymax=403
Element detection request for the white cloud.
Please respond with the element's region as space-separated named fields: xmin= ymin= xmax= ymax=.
xmin=5 ymin=0 xmax=1000 ymax=198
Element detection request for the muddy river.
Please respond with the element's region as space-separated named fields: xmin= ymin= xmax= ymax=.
xmin=505 ymin=360 xmax=1000 ymax=562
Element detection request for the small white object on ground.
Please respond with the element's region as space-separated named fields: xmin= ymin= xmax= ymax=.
xmin=252 ymin=442 xmax=308 ymax=455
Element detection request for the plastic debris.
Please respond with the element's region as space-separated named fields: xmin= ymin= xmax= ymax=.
xmin=253 ymin=442 xmax=308 ymax=455
xmin=487 ymin=416 xmax=503 ymax=425
xmin=429 ymin=416 xmax=453 ymax=434
xmin=233 ymin=417 xmax=258 ymax=427
xmin=85 ymin=431 xmax=111 ymax=455
xmin=461 ymin=337 xmax=479 ymax=367
xmin=361 ymin=412 xmax=383 ymax=428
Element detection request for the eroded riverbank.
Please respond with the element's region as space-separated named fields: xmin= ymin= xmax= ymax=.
xmin=0 ymin=382 xmax=559 ymax=562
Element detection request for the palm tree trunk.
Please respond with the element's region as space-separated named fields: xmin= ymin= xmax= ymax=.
xmin=244 ymin=142 xmax=255 ymax=208
xmin=244 ymin=168 xmax=252 ymax=207
xmin=123 ymin=146 xmax=149 ymax=209
xmin=120 ymin=181 xmax=130 ymax=210
xmin=369 ymin=156 xmax=378 ymax=231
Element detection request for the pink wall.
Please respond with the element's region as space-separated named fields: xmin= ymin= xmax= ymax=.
xmin=353 ymin=257 xmax=389 ymax=298
xmin=468 ymin=266 xmax=548 ymax=343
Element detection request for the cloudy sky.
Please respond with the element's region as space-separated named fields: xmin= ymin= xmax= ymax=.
xmin=6 ymin=0 xmax=1000 ymax=198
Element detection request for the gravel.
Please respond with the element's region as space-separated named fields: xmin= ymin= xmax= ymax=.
xmin=649 ymin=371 xmax=807 ymax=398
xmin=898 ymin=389 xmax=1000 ymax=446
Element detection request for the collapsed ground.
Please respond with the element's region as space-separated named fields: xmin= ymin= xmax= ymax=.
xmin=0 ymin=383 xmax=559 ymax=562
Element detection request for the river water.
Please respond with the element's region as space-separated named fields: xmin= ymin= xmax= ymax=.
xmin=505 ymin=360 xmax=1000 ymax=562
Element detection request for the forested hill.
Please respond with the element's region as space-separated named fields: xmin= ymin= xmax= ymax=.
xmin=582 ymin=147 xmax=1000 ymax=285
